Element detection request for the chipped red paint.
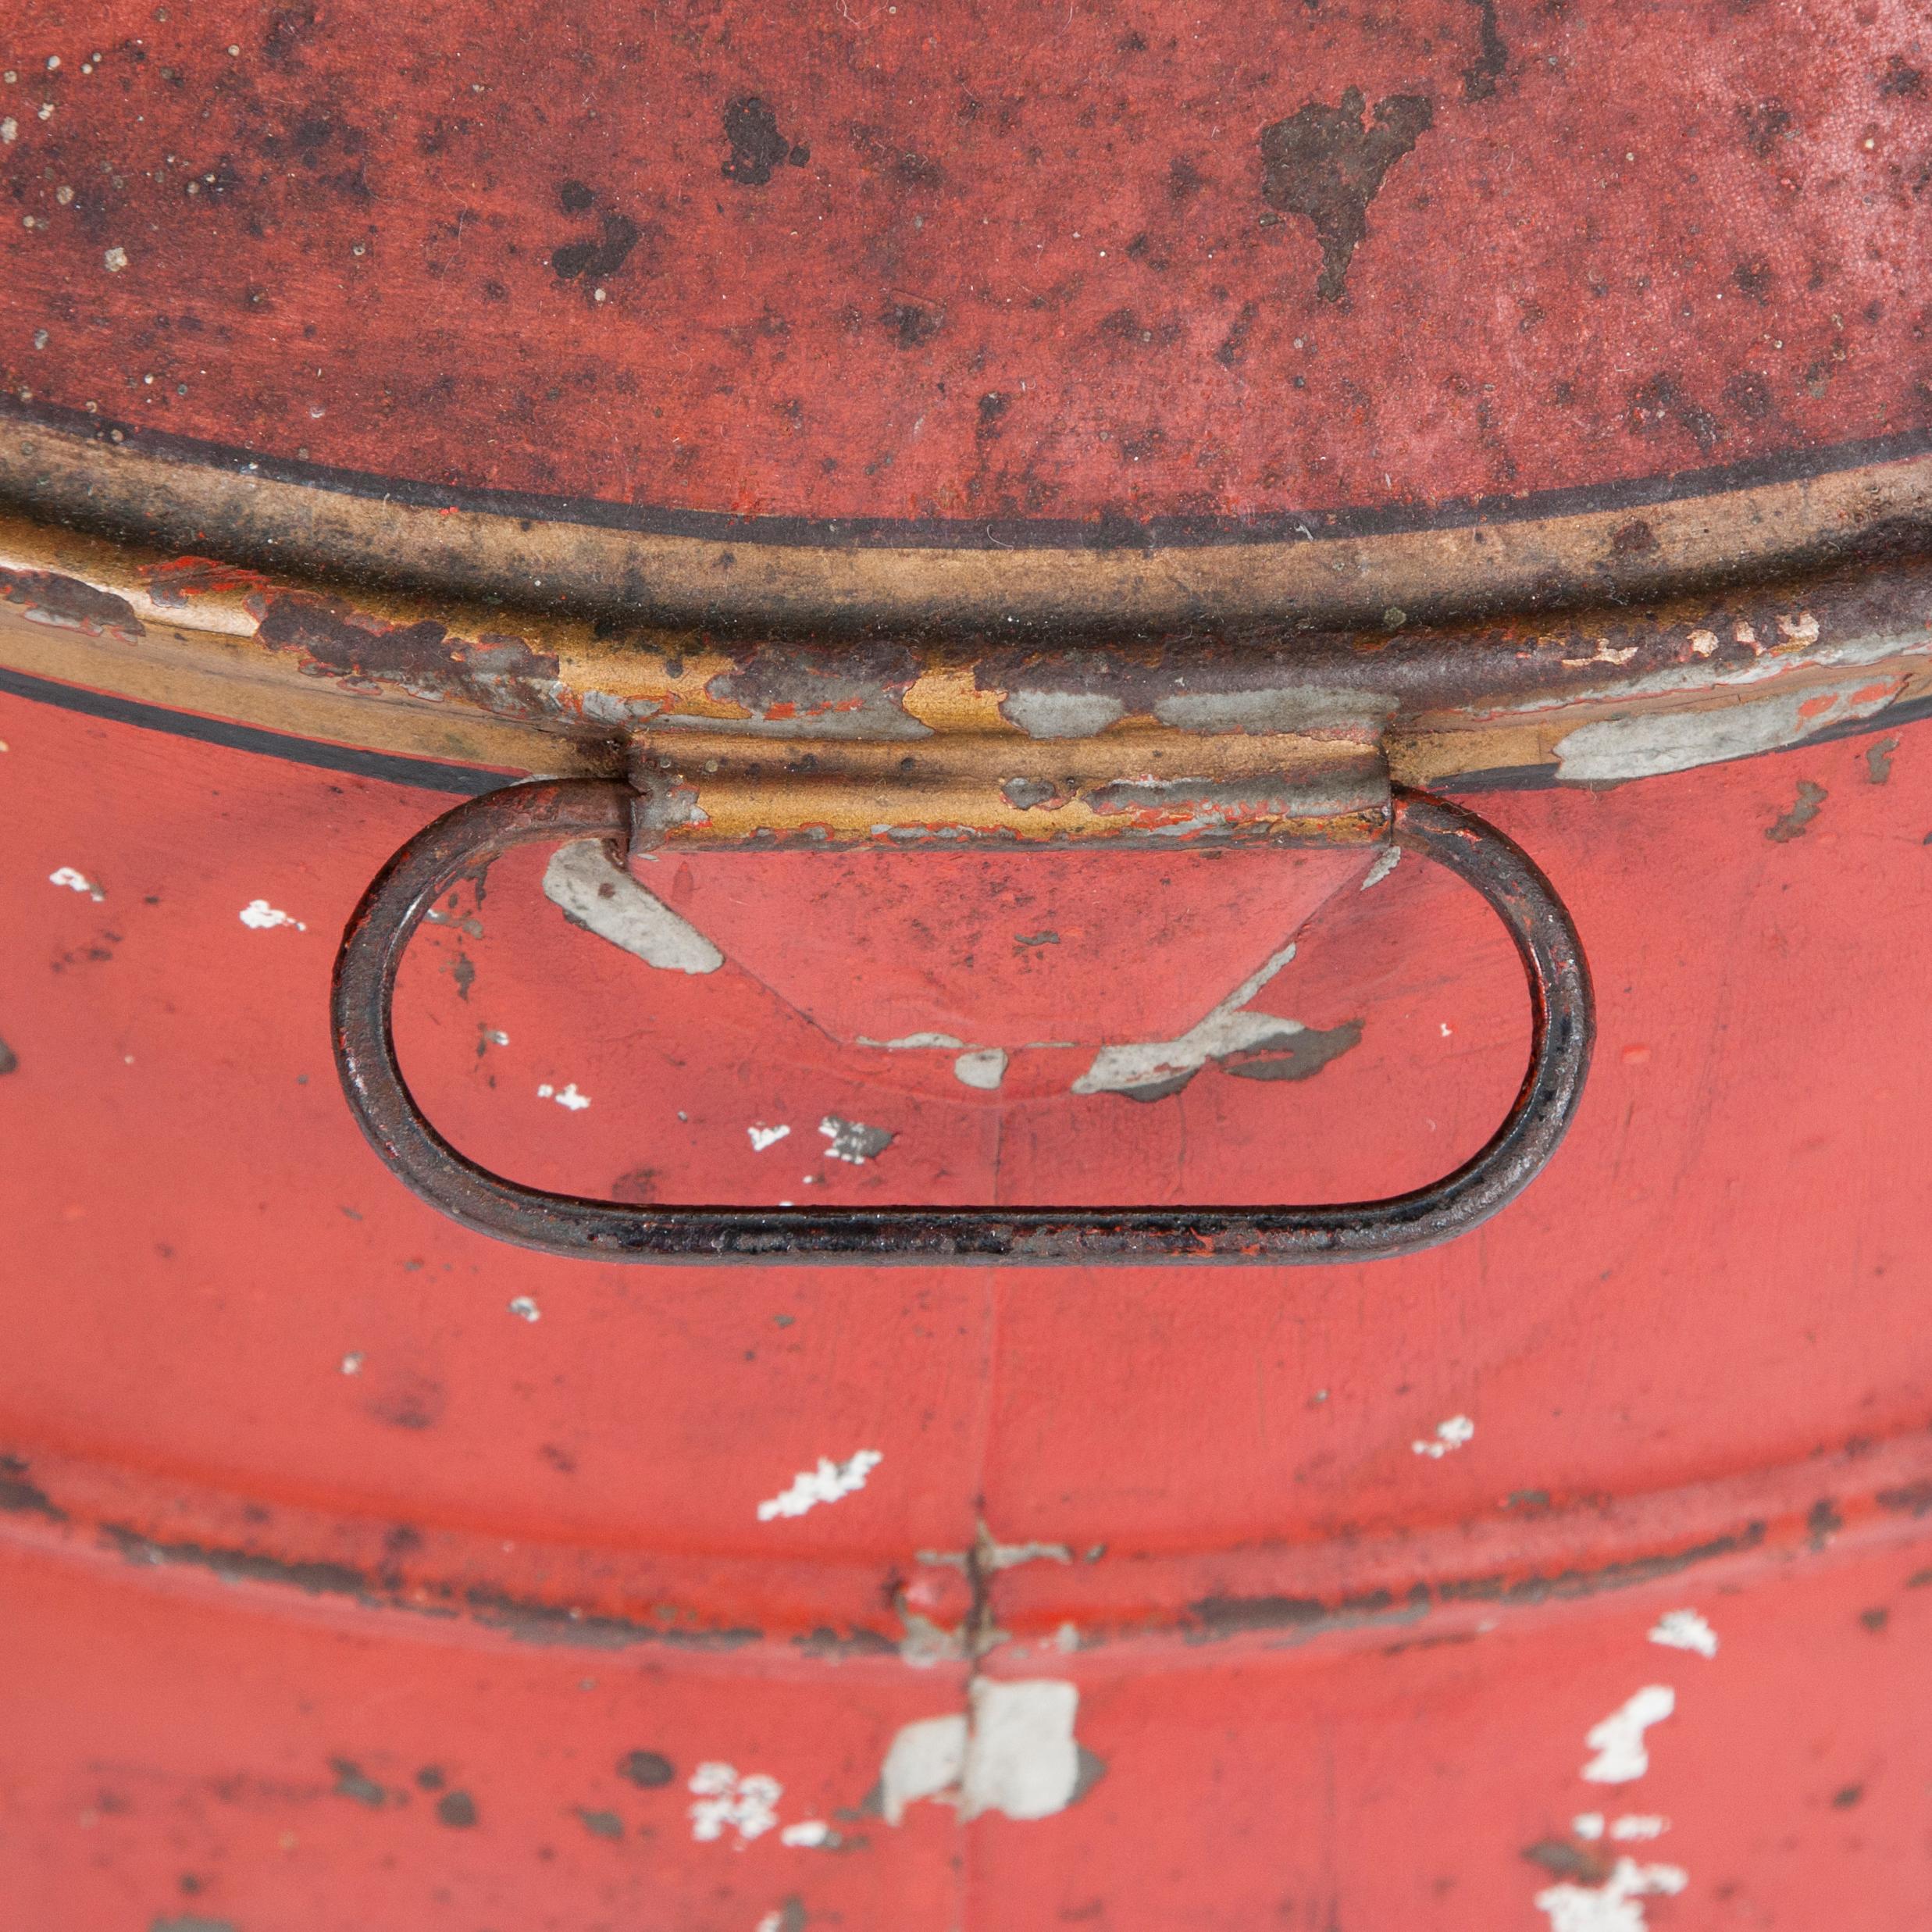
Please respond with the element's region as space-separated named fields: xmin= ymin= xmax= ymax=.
xmin=1 ymin=1 xmax=1928 ymax=533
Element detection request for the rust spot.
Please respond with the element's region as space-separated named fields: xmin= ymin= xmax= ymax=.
xmin=1185 ymin=1523 xmax=1767 ymax=1644
xmin=1258 ymin=87 xmax=1434 ymax=303
xmin=1522 ymin=1840 xmax=1613 ymax=1884
xmin=1874 ymin=1480 xmax=1932 ymax=1517
xmin=140 ymin=554 xmax=274 ymax=603
xmin=552 ymin=211 xmax=643 ymax=283
xmin=722 ymin=97 xmax=809 ymax=186
xmin=704 ymin=640 xmax=927 ymax=737
xmin=1609 ymin=518 xmax=1660 ymax=557
xmin=255 ymin=594 xmax=561 ymax=715
xmin=1461 ymin=0 xmax=1509 ymax=101
xmin=0 ymin=1456 xmax=63 ymax=1520
xmin=0 ymin=566 xmax=145 ymax=637
xmin=105 ymin=1524 xmax=371 ymax=1598
xmin=1766 ymin=778 xmax=1827 ymax=842
xmin=435 ymin=1788 xmax=478 ymax=1828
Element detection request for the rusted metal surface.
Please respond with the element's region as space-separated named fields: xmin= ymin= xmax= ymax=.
xmin=5 ymin=505 xmax=1932 ymax=800
xmin=330 ymin=778 xmax=1590 ymax=1263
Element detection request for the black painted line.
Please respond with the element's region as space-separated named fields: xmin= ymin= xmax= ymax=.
xmin=4 ymin=395 xmax=1930 ymax=555
xmin=0 ymin=663 xmax=506 ymax=794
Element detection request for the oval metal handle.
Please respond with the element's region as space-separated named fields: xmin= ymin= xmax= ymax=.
xmin=331 ymin=781 xmax=1592 ymax=1264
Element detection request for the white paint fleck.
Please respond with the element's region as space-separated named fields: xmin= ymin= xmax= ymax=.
xmin=542 ymin=839 xmax=723 ymax=974
xmin=747 ymin=1123 xmax=792 ymax=1152
xmin=818 ymin=1114 xmax=893 ymax=1163
xmin=1583 ymin=1685 xmax=1675 ymax=1784
xmin=779 ymin=1820 xmax=830 ymax=1847
xmin=961 ymin=1678 xmax=1082 ymax=1821
xmin=953 ymin=1047 xmax=1008 ymax=1090
xmin=858 ymin=1032 xmax=966 ymax=1050
xmin=103 ymin=244 xmax=127 ymax=273
xmin=1777 ymin=611 xmax=1820 ymax=644
xmin=1553 ymin=679 xmax=1898 ymax=781
xmin=1073 ymin=940 xmax=1300 ymax=1096
xmin=1535 ymin=1857 xmax=1688 ymax=1932
xmin=340 ymin=1352 xmax=363 ymax=1376
xmin=239 ymin=898 xmax=305 ymax=931
xmin=0 ymin=119 xmax=15 ymax=143
xmin=1688 ymin=629 xmax=1719 ymax=658
xmin=755 ymin=1915 xmax=782 ymax=1932
xmin=49 ymin=865 xmax=104 ymax=900
xmin=1611 ymin=1816 xmax=1669 ymax=1841
xmin=879 ymin=1714 xmax=968 ymax=1824
xmin=757 ymin=1449 xmax=882 ymax=1522
xmin=534 ymin=1081 xmax=590 ymax=1110
xmin=687 ymin=1763 xmax=781 ymax=1844
xmin=1573 ymin=1813 xmax=1606 ymax=1841
xmin=1411 ymin=1415 xmax=1475 ymax=1459
xmin=1360 ymin=847 xmax=1401 ymax=890
xmin=508 ymin=1296 xmax=540 ymax=1322
xmin=1648 ymin=1609 xmax=1717 ymax=1658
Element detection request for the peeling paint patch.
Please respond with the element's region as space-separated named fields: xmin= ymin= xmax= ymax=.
xmin=508 ymin=1296 xmax=540 ymax=1322
xmin=879 ymin=1680 xmax=1088 ymax=1827
xmin=1865 ymin=735 xmax=1899 ymax=783
xmin=818 ymin=1115 xmax=893 ymax=1163
xmin=880 ymin=1714 xmax=968 ymax=1824
xmin=689 ymin=1763 xmax=781 ymax=1843
xmin=1647 ymin=1609 xmax=1717 ymax=1658
xmin=748 ymin=1123 xmax=792 ymax=1152
xmin=1412 ymin=1415 xmax=1475 ymax=1460
xmin=1535 ymin=1856 xmax=1688 ymax=1931
xmin=1582 ymin=1686 xmax=1675 ymax=1784
xmin=962 ymin=1678 xmax=1084 ymax=1820
xmin=49 ymin=865 xmax=104 ymax=901
xmin=239 ymin=897 xmax=305 ymax=931
xmin=1553 ymin=680 xmax=1897 ymax=782
xmin=953 ymin=1047 xmax=1009 ymax=1089
xmin=536 ymin=1081 xmax=590 ymax=1110
xmin=544 ymin=840 xmax=723 ymax=973
xmin=1360 ymin=847 xmax=1402 ymax=889
xmin=860 ymin=1032 xmax=965 ymax=1050
xmin=1072 ymin=941 xmax=1303 ymax=1099
xmin=757 ymin=1449 xmax=882 ymax=1522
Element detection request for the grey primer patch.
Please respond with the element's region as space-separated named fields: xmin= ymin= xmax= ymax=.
xmin=330 ymin=1757 xmax=387 ymax=1807
xmin=576 ymin=1806 xmax=624 ymax=1839
xmin=1001 ymin=775 xmax=1061 ymax=811
xmin=1766 ymin=779 xmax=1827 ymax=843
xmin=1075 ymin=942 xmax=1328 ymax=1100
xmin=819 ymin=1114 xmax=894 ymax=1163
xmin=1153 ymin=686 xmax=1392 ymax=736
xmin=1552 ymin=683 xmax=1896 ymax=782
xmin=151 ymin=1918 xmax=241 ymax=1932
xmin=543 ymin=840 xmax=723 ymax=974
xmin=1866 ymin=736 xmax=1899 ymax=783
xmin=1000 ymin=690 xmax=1127 ymax=740
xmin=0 ymin=1033 xmax=16 ymax=1075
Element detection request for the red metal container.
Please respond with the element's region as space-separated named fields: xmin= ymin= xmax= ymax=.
xmin=3 ymin=2 xmax=1930 ymax=1925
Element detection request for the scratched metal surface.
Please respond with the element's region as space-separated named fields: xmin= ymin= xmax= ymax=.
xmin=4 ymin=688 xmax=1932 ymax=1926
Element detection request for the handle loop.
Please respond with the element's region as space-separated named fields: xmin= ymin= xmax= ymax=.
xmin=331 ymin=782 xmax=1592 ymax=1264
